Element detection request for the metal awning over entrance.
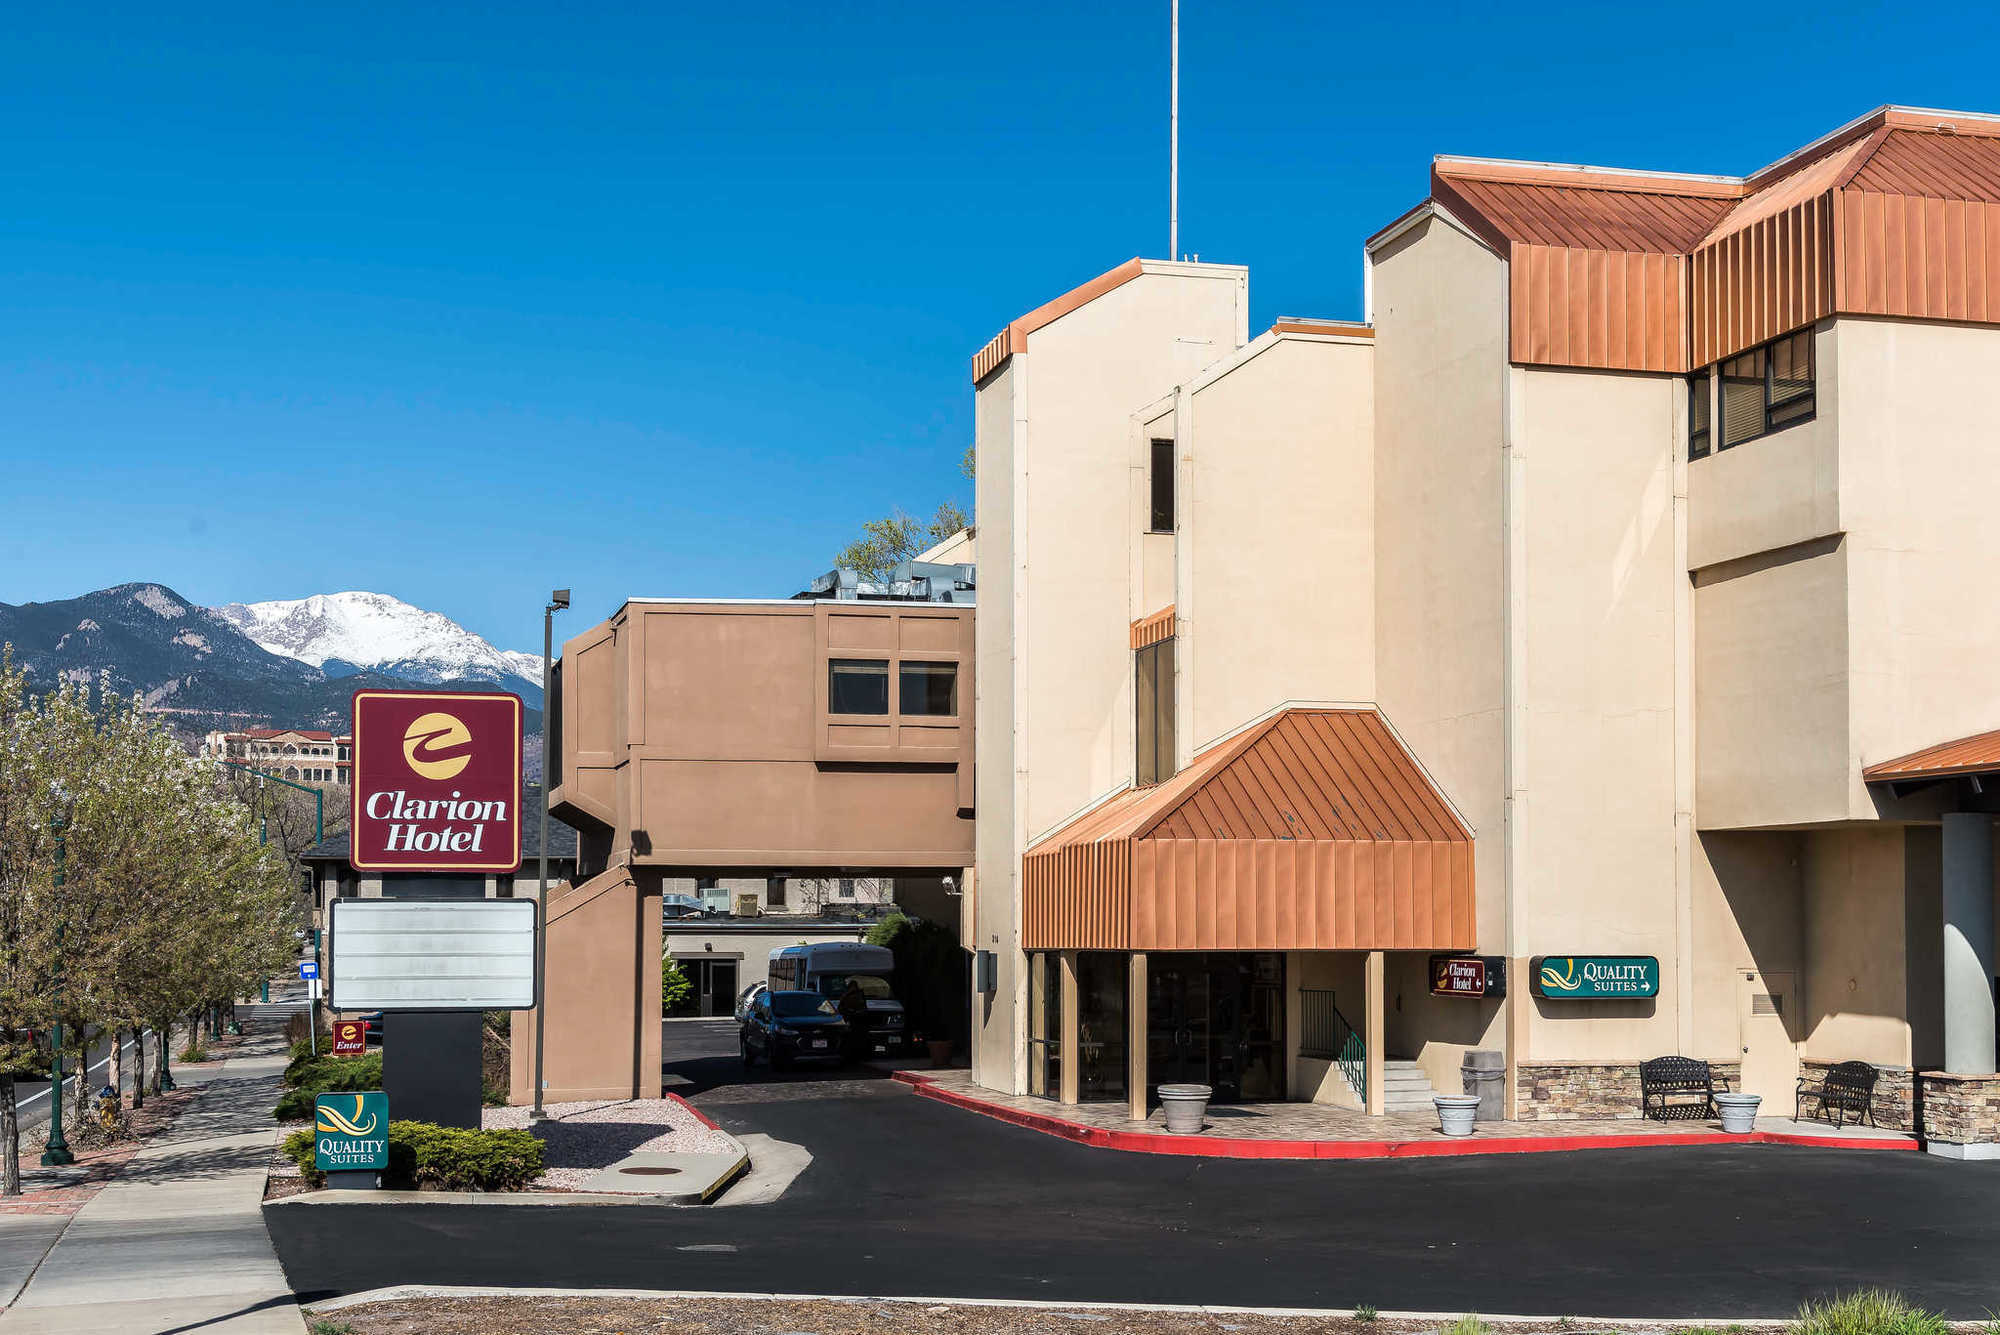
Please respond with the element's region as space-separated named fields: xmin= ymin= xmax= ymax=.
xmin=1864 ymin=727 xmax=2000 ymax=790
xmin=1022 ymin=708 xmax=1474 ymax=952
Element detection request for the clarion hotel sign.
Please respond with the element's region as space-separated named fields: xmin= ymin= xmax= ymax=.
xmin=349 ymin=689 xmax=523 ymax=873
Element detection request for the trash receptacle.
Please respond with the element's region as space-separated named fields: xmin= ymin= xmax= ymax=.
xmin=1461 ymin=1049 xmax=1505 ymax=1122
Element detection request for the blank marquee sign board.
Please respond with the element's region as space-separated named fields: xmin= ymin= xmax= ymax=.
xmin=327 ymin=898 xmax=538 ymax=1012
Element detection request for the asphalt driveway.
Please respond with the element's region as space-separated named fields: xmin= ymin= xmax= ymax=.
xmin=266 ymin=1019 xmax=2000 ymax=1319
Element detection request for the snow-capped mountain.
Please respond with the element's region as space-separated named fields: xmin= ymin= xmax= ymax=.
xmin=216 ymin=592 xmax=543 ymax=701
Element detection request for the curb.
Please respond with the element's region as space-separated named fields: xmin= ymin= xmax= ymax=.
xmin=891 ymin=1071 xmax=1921 ymax=1159
xmin=302 ymin=1284 xmax=1796 ymax=1325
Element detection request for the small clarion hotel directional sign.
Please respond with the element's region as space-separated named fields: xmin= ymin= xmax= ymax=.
xmin=349 ymin=689 xmax=523 ymax=872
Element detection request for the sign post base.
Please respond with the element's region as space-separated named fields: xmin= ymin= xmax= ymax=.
xmin=324 ymin=1170 xmax=381 ymax=1191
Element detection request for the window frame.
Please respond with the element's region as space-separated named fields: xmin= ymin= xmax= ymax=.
xmin=1687 ymin=367 xmax=1712 ymax=460
xmin=826 ymin=658 xmax=891 ymax=716
xmin=1701 ymin=328 xmax=1816 ymax=456
xmin=1134 ymin=638 xmax=1176 ymax=787
xmin=896 ymin=659 xmax=958 ymax=716
xmin=1148 ymin=437 xmax=1176 ymax=533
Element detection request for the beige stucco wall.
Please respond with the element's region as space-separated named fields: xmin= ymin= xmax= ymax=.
xmin=1183 ymin=334 xmax=1376 ymax=750
xmin=970 ymin=262 xmax=1248 ymax=1095
xmin=1801 ymin=824 xmax=1912 ymax=1067
xmin=1368 ymin=215 xmax=1510 ymax=1086
xmin=1513 ymin=365 xmax=1684 ymax=1062
xmin=1690 ymin=830 xmax=1805 ymax=1065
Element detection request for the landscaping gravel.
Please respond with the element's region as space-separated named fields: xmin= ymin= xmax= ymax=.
xmin=484 ymin=1098 xmax=738 ymax=1191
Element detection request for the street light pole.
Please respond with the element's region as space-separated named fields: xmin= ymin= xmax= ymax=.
xmin=531 ymin=588 xmax=569 ymax=1121
xmin=41 ymin=816 xmax=73 ymax=1168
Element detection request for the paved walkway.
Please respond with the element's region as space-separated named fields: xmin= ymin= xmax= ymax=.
xmin=898 ymin=1067 xmax=1919 ymax=1156
xmin=3 ymin=1010 xmax=305 ymax=1334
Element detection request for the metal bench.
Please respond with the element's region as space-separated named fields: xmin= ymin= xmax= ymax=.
xmin=1796 ymin=1061 xmax=1878 ymax=1127
xmin=1639 ymin=1056 xmax=1717 ymax=1121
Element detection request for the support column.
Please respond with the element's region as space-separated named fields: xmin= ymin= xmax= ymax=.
xmin=1027 ymin=954 xmax=1047 ymax=1098
xmin=1942 ymin=813 xmax=1997 ymax=1075
xmin=1058 ymin=951 xmax=1080 ymax=1105
xmin=1364 ymin=949 xmax=1386 ymax=1117
xmin=1127 ymin=952 xmax=1148 ymax=1122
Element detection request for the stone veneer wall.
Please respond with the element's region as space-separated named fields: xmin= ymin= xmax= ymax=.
xmin=1515 ymin=1060 xmax=1742 ymax=1121
xmin=1798 ymin=1058 xmax=1915 ymax=1132
xmin=1918 ymin=1072 xmax=2000 ymax=1146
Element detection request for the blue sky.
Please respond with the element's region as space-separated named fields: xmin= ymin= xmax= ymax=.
xmin=3 ymin=1 xmax=1994 ymax=652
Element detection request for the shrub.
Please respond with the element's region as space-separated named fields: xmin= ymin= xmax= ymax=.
xmin=661 ymin=956 xmax=694 ymax=1015
xmin=1440 ymin=1316 xmax=1492 ymax=1335
xmin=178 ymin=1044 xmax=208 ymax=1064
xmin=1353 ymin=1305 xmax=1378 ymax=1323
xmin=283 ymin=1120 xmax=543 ymax=1191
xmin=1790 ymin=1291 xmax=1949 ymax=1335
xmin=273 ymin=1053 xmax=384 ymax=1120
xmin=306 ymin=1320 xmax=356 ymax=1335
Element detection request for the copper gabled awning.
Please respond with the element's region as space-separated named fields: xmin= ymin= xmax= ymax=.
xmin=1863 ymin=727 xmax=2000 ymax=785
xmin=1022 ymin=708 xmax=1474 ymax=953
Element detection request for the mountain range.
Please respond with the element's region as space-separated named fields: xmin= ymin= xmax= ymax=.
xmin=0 ymin=583 xmax=543 ymax=744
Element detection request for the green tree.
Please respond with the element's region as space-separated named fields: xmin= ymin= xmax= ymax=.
xmin=833 ymin=501 xmax=970 ymax=583
xmin=661 ymin=956 xmax=694 ymax=1016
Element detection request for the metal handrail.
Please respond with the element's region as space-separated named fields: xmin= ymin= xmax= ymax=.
xmin=1300 ymin=989 xmax=1366 ymax=1106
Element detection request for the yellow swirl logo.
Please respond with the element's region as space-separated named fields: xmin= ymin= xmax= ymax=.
xmin=316 ymin=1095 xmax=380 ymax=1137
xmin=402 ymin=711 xmax=472 ymax=781
xmin=1539 ymin=958 xmax=1582 ymax=993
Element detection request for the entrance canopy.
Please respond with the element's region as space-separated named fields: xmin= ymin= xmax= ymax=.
xmin=1864 ymin=727 xmax=2000 ymax=791
xmin=1023 ymin=708 xmax=1473 ymax=953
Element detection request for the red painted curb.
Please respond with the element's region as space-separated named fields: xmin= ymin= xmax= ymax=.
xmin=890 ymin=1070 xmax=1920 ymax=1159
xmin=668 ymin=1091 xmax=723 ymax=1131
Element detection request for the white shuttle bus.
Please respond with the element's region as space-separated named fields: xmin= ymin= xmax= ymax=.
xmin=766 ymin=942 xmax=907 ymax=1053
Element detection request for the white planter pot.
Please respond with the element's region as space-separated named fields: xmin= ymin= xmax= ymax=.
xmin=1434 ymin=1094 xmax=1481 ymax=1136
xmin=1158 ymin=1083 xmax=1212 ymax=1134
xmin=1714 ymin=1092 xmax=1761 ymax=1134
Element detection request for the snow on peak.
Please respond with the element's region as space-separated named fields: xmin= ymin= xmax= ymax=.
xmin=215 ymin=591 xmax=541 ymax=692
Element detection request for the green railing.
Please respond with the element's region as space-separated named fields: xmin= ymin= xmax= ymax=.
xmin=1300 ymin=988 xmax=1366 ymax=1107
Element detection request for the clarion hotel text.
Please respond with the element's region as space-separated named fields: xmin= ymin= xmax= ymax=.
xmin=363 ymin=789 xmax=510 ymax=854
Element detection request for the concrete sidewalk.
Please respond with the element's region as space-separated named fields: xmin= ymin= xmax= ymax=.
xmin=4 ymin=1018 xmax=305 ymax=1334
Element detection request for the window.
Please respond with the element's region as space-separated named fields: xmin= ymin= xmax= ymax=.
xmin=766 ymin=875 xmax=786 ymax=909
xmin=828 ymin=659 xmax=889 ymax=714
xmin=1134 ymin=639 xmax=1176 ymax=786
xmin=1149 ymin=438 xmax=1176 ymax=532
xmin=1688 ymin=368 xmax=1712 ymax=459
xmin=898 ymin=661 xmax=957 ymax=715
xmin=1714 ymin=329 xmax=1815 ymax=451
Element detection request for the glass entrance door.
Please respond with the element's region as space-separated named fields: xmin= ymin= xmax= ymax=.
xmin=1147 ymin=953 xmax=1285 ymax=1102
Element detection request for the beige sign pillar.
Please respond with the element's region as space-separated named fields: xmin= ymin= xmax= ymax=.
xmin=1127 ymin=952 xmax=1148 ymax=1121
xmin=1507 ymin=955 xmax=1532 ymax=1119
xmin=1058 ymin=951 xmax=1080 ymax=1104
xmin=1364 ymin=949 xmax=1386 ymax=1116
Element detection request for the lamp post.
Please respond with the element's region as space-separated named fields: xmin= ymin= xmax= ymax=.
xmin=41 ymin=811 xmax=73 ymax=1167
xmin=531 ymin=587 xmax=570 ymax=1121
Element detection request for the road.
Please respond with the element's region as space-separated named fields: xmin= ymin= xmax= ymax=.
xmin=264 ymin=1018 xmax=2000 ymax=1319
xmin=12 ymin=1028 xmax=165 ymax=1131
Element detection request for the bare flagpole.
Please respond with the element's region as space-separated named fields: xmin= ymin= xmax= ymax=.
xmin=1169 ymin=0 xmax=1179 ymax=261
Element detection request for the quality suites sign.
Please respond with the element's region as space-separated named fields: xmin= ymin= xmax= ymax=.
xmin=1530 ymin=955 xmax=1660 ymax=1000
xmin=350 ymin=689 xmax=521 ymax=873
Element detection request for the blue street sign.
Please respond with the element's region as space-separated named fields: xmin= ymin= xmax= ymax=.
xmin=299 ymin=961 xmax=319 ymax=980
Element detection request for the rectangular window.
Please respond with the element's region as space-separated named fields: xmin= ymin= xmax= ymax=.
xmin=828 ymin=659 xmax=889 ymax=714
xmin=766 ymin=875 xmax=786 ymax=909
xmin=898 ymin=661 xmax=957 ymax=715
xmin=1149 ymin=438 xmax=1175 ymax=532
xmin=1135 ymin=639 xmax=1176 ymax=786
xmin=1713 ymin=329 xmax=1816 ymax=452
xmin=1688 ymin=368 xmax=1711 ymax=459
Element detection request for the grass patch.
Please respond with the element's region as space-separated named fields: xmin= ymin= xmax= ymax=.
xmin=1790 ymin=1291 xmax=1949 ymax=1335
xmin=306 ymin=1320 xmax=355 ymax=1335
xmin=1352 ymin=1304 xmax=1378 ymax=1323
xmin=1440 ymin=1316 xmax=1492 ymax=1335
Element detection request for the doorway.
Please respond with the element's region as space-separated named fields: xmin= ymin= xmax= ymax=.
xmin=1147 ymin=953 xmax=1285 ymax=1102
xmin=674 ymin=957 xmax=740 ymax=1018
xmin=1738 ymin=968 xmax=1800 ymax=1104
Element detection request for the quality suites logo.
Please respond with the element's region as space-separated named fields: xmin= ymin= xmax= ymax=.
xmin=1539 ymin=958 xmax=1582 ymax=993
xmin=316 ymin=1094 xmax=379 ymax=1137
xmin=402 ymin=710 xmax=473 ymax=780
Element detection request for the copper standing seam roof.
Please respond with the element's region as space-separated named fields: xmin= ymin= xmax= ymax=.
xmin=1022 ymin=708 xmax=1474 ymax=953
xmin=1129 ymin=605 xmax=1175 ymax=650
xmin=1417 ymin=106 xmax=2000 ymax=374
xmin=1862 ymin=728 xmax=2000 ymax=784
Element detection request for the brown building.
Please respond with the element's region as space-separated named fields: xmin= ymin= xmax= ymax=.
xmin=517 ymin=590 xmax=975 ymax=1103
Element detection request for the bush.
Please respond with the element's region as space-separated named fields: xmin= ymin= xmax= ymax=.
xmin=661 ymin=956 xmax=694 ymax=1016
xmin=1789 ymin=1291 xmax=1949 ymax=1335
xmin=273 ymin=1053 xmax=384 ymax=1120
xmin=1439 ymin=1317 xmax=1491 ymax=1335
xmin=283 ymin=1121 xmax=543 ymax=1191
xmin=177 ymin=1044 xmax=208 ymax=1064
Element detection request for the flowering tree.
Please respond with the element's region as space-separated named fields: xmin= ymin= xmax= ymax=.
xmin=0 ymin=653 xmax=301 ymax=1186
